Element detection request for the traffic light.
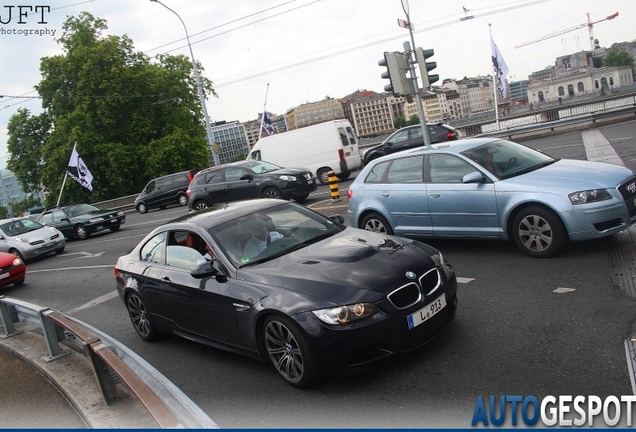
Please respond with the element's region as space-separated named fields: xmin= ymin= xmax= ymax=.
xmin=415 ymin=48 xmax=439 ymax=89
xmin=379 ymin=52 xmax=413 ymax=96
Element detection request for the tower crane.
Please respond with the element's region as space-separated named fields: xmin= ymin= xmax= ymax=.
xmin=515 ymin=12 xmax=618 ymax=49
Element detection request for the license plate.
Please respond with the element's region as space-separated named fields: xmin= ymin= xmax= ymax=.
xmin=0 ymin=272 xmax=9 ymax=280
xmin=345 ymin=152 xmax=351 ymax=157
xmin=111 ymin=218 xmax=117 ymax=223
xmin=407 ymin=294 xmax=446 ymax=329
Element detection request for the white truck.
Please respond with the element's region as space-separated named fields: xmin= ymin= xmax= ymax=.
xmin=246 ymin=119 xmax=362 ymax=184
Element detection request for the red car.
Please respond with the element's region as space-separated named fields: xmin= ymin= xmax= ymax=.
xmin=0 ymin=251 xmax=26 ymax=288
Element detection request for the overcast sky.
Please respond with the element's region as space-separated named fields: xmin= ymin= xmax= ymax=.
xmin=0 ymin=0 xmax=633 ymax=170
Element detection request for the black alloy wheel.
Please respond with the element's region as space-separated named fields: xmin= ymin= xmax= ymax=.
xmin=263 ymin=315 xmax=320 ymax=388
xmin=361 ymin=212 xmax=393 ymax=235
xmin=261 ymin=187 xmax=282 ymax=199
xmin=126 ymin=292 xmax=160 ymax=341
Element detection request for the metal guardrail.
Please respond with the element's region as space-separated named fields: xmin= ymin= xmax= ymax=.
xmin=92 ymin=193 xmax=138 ymax=211
xmin=0 ymin=295 xmax=218 ymax=429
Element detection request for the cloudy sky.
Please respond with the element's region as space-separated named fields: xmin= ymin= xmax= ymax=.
xmin=0 ymin=0 xmax=633 ymax=170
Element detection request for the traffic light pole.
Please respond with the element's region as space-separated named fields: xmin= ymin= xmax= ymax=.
xmin=401 ymin=7 xmax=431 ymax=148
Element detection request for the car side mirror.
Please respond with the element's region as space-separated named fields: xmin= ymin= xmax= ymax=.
xmin=61 ymin=218 xmax=70 ymax=222
xmin=386 ymin=141 xmax=393 ymax=147
xmin=190 ymin=259 xmax=227 ymax=283
xmin=240 ymin=174 xmax=254 ymax=182
xmin=329 ymin=214 xmax=346 ymax=225
xmin=463 ymin=171 xmax=486 ymax=184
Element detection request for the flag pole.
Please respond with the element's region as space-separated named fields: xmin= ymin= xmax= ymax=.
xmin=490 ymin=24 xmax=501 ymax=130
xmin=56 ymin=142 xmax=76 ymax=207
xmin=258 ymin=83 xmax=270 ymax=141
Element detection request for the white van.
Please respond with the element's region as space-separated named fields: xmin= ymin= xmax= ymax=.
xmin=246 ymin=119 xmax=362 ymax=184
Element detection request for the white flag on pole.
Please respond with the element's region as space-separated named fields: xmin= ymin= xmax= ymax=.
xmin=490 ymin=33 xmax=509 ymax=99
xmin=67 ymin=147 xmax=94 ymax=191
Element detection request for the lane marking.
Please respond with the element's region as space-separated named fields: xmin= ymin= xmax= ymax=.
xmin=554 ymin=287 xmax=576 ymax=293
xmin=66 ymin=290 xmax=119 ymax=314
xmin=457 ymin=277 xmax=473 ymax=284
xmin=582 ymin=129 xmax=624 ymax=166
xmin=28 ymin=265 xmax=114 ymax=273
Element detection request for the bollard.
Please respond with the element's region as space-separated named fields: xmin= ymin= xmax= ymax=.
xmin=327 ymin=170 xmax=341 ymax=202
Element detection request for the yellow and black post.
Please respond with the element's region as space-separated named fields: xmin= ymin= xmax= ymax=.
xmin=328 ymin=170 xmax=341 ymax=201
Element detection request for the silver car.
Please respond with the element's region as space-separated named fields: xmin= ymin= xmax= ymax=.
xmin=347 ymin=137 xmax=636 ymax=258
xmin=0 ymin=217 xmax=66 ymax=261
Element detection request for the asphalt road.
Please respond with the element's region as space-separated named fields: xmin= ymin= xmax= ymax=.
xmin=3 ymin=120 xmax=636 ymax=428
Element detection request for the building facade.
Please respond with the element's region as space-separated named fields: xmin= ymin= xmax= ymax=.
xmin=285 ymin=97 xmax=344 ymax=130
xmin=526 ymin=65 xmax=634 ymax=104
xmin=209 ymin=121 xmax=251 ymax=166
xmin=341 ymin=90 xmax=396 ymax=137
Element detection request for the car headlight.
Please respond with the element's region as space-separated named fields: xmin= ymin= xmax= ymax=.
xmin=279 ymin=175 xmax=297 ymax=182
xmin=89 ymin=217 xmax=105 ymax=223
xmin=17 ymin=237 xmax=29 ymax=243
xmin=568 ymin=189 xmax=612 ymax=205
xmin=13 ymin=257 xmax=23 ymax=266
xmin=312 ymin=303 xmax=380 ymax=325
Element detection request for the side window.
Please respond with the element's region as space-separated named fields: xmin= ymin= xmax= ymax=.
xmin=364 ymin=161 xmax=390 ymax=184
xmin=52 ymin=210 xmax=67 ymax=223
xmin=205 ymin=169 xmax=223 ymax=184
xmin=428 ymin=125 xmax=440 ymax=139
xmin=410 ymin=127 xmax=423 ymax=140
xmin=140 ymin=232 xmax=166 ymax=264
xmin=225 ymin=167 xmax=245 ymax=182
xmin=41 ymin=213 xmax=53 ymax=224
xmin=390 ymin=129 xmax=410 ymax=144
xmin=346 ymin=127 xmax=357 ymax=144
xmin=386 ymin=156 xmax=423 ymax=183
xmin=166 ymin=246 xmax=206 ymax=271
xmin=429 ymin=154 xmax=476 ymax=183
xmin=338 ymin=127 xmax=348 ymax=146
xmin=249 ymin=150 xmax=262 ymax=161
xmin=145 ymin=180 xmax=156 ymax=193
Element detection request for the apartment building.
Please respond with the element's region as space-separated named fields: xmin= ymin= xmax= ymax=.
xmin=284 ymin=97 xmax=344 ymax=130
xmin=341 ymin=90 xmax=396 ymax=137
xmin=209 ymin=121 xmax=251 ymax=166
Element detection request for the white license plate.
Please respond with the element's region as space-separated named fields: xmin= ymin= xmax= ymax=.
xmin=0 ymin=272 xmax=9 ymax=280
xmin=407 ymin=294 xmax=446 ymax=329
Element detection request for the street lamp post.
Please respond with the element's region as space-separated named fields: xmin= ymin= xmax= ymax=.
xmin=150 ymin=0 xmax=221 ymax=166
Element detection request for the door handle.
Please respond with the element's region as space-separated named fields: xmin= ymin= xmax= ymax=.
xmin=161 ymin=276 xmax=173 ymax=285
xmin=429 ymin=192 xmax=441 ymax=198
xmin=380 ymin=192 xmax=390 ymax=197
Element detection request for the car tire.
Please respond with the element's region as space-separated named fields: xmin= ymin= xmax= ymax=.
xmin=178 ymin=194 xmax=188 ymax=206
xmin=263 ymin=315 xmax=321 ymax=388
xmin=75 ymin=224 xmax=90 ymax=240
xmin=126 ymin=292 xmax=160 ymax=342
xmin=136 ymin=202 xmax=147 ymax=214
xmin=512 ymin=206 xmax=566 ymax=258
xmin=110 ymin=225 xmax=120 ymax=232
xmin=9 ymin=248 xmax=24 ymax=261
xmin=193 ymin=200 xmax=210 ymax=211
xmin=261 ymin=187 xmax=282 ymax=199
xmin=55 ymin=246 xmax=65 ymax=254
xmin=294 ymin=193 xmax=309 ymax=203
xmin=336 ymin=172 xmax=351 ymax=181
xmin=361 ymin=212 xmax=393 ymax=235
xmin=317 ymin=168 xmax=331 ymax=185
xmin=14 ymin=278 xmax=25 ymax=286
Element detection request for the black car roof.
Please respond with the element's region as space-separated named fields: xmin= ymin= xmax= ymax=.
xmin=167 ymin=199 xmax=288 ymax=229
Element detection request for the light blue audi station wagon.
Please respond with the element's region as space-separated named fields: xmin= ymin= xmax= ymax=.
xmin=347 ymin=137 xmax=636 ymax=258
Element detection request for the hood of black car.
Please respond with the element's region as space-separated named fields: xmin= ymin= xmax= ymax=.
xmin=240 ymin=230 xmax=436 ymax=304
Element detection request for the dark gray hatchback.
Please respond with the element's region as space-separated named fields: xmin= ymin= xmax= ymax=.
xmin=186 ymin=160 xmax=317 ymax=211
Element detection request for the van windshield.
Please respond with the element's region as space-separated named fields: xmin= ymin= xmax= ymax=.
xmin=242 ymin=160 xmax=281 ymax=174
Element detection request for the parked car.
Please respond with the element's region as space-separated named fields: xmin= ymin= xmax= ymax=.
xmin=134 ymin=169 xmax=201 ymax=214
xmin=0 ymin=251 xmax=26 ymax=288
xmin=115 ymin=199 xmax=458 ymax=387
xmin=362 ymin=123 xmax=460 ymax=165
xmin=186 ymin=160 xmax=317 ymax=211
xmin=36 ymin=203 xmax=126 ymax=240
xmin=0 ymin=217 xmax=65 ymax=261
xmin=348 ymin=137 xmax=636 ymax=258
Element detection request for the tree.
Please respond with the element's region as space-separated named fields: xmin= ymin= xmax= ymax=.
xmin=6 ymin=108 xmax=50 ymax=194
xmin=8 ymin=12 xmax=214 ymax=207
xmin=394 ymin=116 xmax=407 ymax=129
xmin=603 ymin=49 xmax=635 ymax=68
xmin=408 ymin=114 xmax=420 ymax=125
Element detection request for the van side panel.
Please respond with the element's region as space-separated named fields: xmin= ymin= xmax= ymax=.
xmin=247 ymin=120 xmax=361 ymax=180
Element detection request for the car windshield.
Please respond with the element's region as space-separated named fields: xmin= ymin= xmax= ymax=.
xmin=241 ymin=160 xmax=281 ymax=175
xmin=209 ymin=203 xmax=344 ymax=268
xmin=0 ymin=218 xmax=45 ymax=236
xmin=461 ymin=139 xmax=556 ymax=179
xmin=64 ymin=203 xmax=99 ymax=217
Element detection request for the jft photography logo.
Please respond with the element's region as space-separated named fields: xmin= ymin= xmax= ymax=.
xmin=0 ymin=4 xmax=56 ymax=37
